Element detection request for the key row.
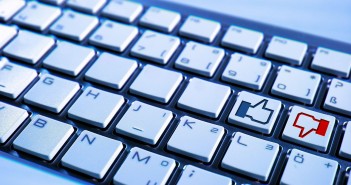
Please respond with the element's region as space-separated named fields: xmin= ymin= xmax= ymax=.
xmin=0 ymin=103 xmax=343 ymax=184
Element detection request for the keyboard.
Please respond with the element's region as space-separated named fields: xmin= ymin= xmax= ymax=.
xmin=1 ymin=0 xmax=351 ymax=184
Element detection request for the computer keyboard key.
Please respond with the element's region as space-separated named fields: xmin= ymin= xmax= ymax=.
xmin=102 ymin=0 xmax=143 ymax=23
xmin=113 ymin=147 xmax=176 ymax=185
xmin=221 ymin=25 xmax=263 ymax=54
xmin=222 ymin=132 xmax=279 ymax=181
xmin=0 ymin=57 xmax=37 ymax=99
xmin=68 ymin=86 xmax=124 ymax=128
xmin=311 ymin=47 xmax=351 ymax=77
xmin=339 ymin=122 xmax=351 ymax=159
xmin=228 ymin=91 xmax=282 ymax=134
xmin=130 ymin=65 xmax=183 ymax=103
xmin=116 ymin=101 xmax=173 ymax=145
xmin=67 ymin=0 xmax=106 ymax=14
xmin=282 ymin=106 xmax=335 ymax=152
xmin=0 ymin=24 xmax=17 ymax=49
xmin=324 ymin=78 xmax=351 ymax=116
xmin=280 ymin=149 xmax=338 ymax=185
xmin=85 ymin=52 xmax=137 ymax=89
xmin=3 ymin=30 xmax=55 ymax=64
xmin=24 ymin=74 xmax=80 ymax=113
xmin=272 ymin=65 xmax=321 ymax=104
xmin=13 ymin=115 xmax=74 ymax=161
xmin=265 ymin=36 xmax=307 ymax=65
xmin=62 ymin=130 xmax=123 ymax=179
xmin=0 ymin=0 xmax=25 ymax=21
xmin=175 ymin=41 xmax=225 ymax=77
xmin=177 ymin=165 xmax=232 ymax=185
xmin=178 ymin=78 xmax=231 ymax=118
xmin=89 ymin=20 xmax=138 ymax=52
xmin=140 ymin=7 xmax=181 ymax=33
xmin=43 ymin=41 xmax=95 ymax=76
xmin=40 ymin=0 xmax=66 ymax=5
xmin=167 ymin=116 xmax=224 ymax=162
xmin=50 ymin=10 xmax=99 ymax=41
xmin=0 ymin=102 xmax=28 ymax=143
xmin=13 ymin=1 xmax=61 ymax=31
xmin=131 ymin=30 xmax=180 ymax=64
xmin=222 ymin=53 xmax=272 ymax=90
xmin=179 ymin=16 xmax=220 ymax=43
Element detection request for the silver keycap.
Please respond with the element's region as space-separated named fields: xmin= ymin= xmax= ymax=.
xmin=167 ymin=116 xmax=224 ymax=162
xmin=67 ymin=0 xmax=106 ymax=14
xmin=89 ymin=20 xmax=138 ymax=52
xmin=130 ymin=65 xmax=183 ymax=103
xmin=3 ymin=30 xmax=55 ymax=64
xmin=0 ymin=57 xmax=37 ymax=99
xmin=62 ymin=130 xmax=123 ymax=179
xmin=40 ymin=0 xmax=66 ymax=5
xmin=175 ymin=41 xmax=225 ymax=77
xmin=228 ymin=91 xmax=282 ymax=134
xmin=13 ymin=1 xmax=61 ymax=31
xmin=324 ymin=78 xmax=351 ymax=116
xmin=265 ymin=36 xmax=307 ymax=65
xmin=222 ymin=53 xmax=272 ymax=90
xmin=281 ymin=149 xmax=338 ymax=185
xmin=178 ymin=78 xmax=231 ymax=118
xmin=131 ymin=30 xmax=180 ymax=64
xmin=13 ymin=115 xmax=74 ymax=160
xmin=43 ymin=41 xmax=95 ymax=76
xmin=272 ymin=65 xmax=321 ymax=104
xmin=311 ymin=47 xmax=351 ymax=77
xmin=113 ymin=147 xmax=176 ymax=185
xmin=0 ymin=24 xmax=17 ymax=49
xmin=116 ymin=101 xmax=173 ymax=145
xmin=85 ymin=52 xmax=137 ymax=89
xmin=50 ymin=10 xmax=99 ymax=41
xmin=179 ymin=15 xmax=221 ymax=43
xmin=222 ymin=132 xmax=279 ymax=181
xmin=0 ymin=0 xmax=25 ymax=21
xmin=177 ymin=165 xmax=232 ymax=185
xmin=24 ymin=74 xmax=80 ymax=113
xmin=282 ymin=106 xmax=335 ymax=152
xmin=339 ymin=122 xmax=351 ymax=159
xmin=0 ymin=102 xmax=28 ymax=143
xmin=140 ymin=7 xmax=181 ymax=33
xmin=102 ymin=0 xmax=143 ymax=23
xmin=68 ymin=86 xmax=125 ymax=128
xmin=222 ymin=25 xmax=263 ymax=54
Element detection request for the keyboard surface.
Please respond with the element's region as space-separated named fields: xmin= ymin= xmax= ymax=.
xmin=1 ymin=0 xmax=351 ymax=184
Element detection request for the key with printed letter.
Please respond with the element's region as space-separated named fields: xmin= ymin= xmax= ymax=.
xmin=0 ymin=0 xmax=25 ymax=21
xmin=116 ymin=101 xmax=173 ymax=145
xmin=113 ymin=147 xmax=176 ymax=185
xmin=0 ymin=102 xmax=28 ymax=143
xmin=281 ymin=149 xmax=338 ymax=185
xmin=68 ymin=86 xmax=125 ymax=128
xmin=167 ymin=116 xmax=225 ymax=162
xmin=13 ymin=115 xmax=74 ymax=160
xmin=139 ymin=7 xmax=181 ymax=33
xmin=272 ymin=65 xmax=321 ymax=104
xmin=177 ymin=165 xmax=232 ymax=185
xmin=324 ymin=78 xmax=351 ymax=116
xmin=62 ymin=130 xmax=123 ymax=179
xmin=179 ymin=16 xmax=220 ymax=43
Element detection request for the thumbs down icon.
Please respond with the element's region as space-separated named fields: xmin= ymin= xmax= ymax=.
xmin=292 ymin=112 xmax=329 ymax=138
xmin=235 ymin=99 xmax=274 ymax=124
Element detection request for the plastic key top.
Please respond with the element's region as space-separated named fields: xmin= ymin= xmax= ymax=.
xmin=102 ymin=0 xmax=143 ymax=23
xmin=24 ymin=73 xmax=80 ymax=113
xmin=0 ymin=102 xmax=28 ymax=143
xmin=113 ymin=147 xmax=176 ymax=185
xmin=40 ymin=0 xmax=66 ymax=5
xmin=68 ymin=86 xmax=125 ymax=128
xmin=0 ymin=24 xmax=17 ymax=49
xmin=167 ymin=116 xmax=225 ymax=162
xmin=140 ymin=7 xmax=181 ymax=33
xmin=62 ymin=130 xmax=123 ymax=179
xmin=177 ymin=165 xmax=232 ymax=185
xmin=3 ymin=30 xmax=55 ymax=64
xmin=280 ymin=149 xmax=338 ymax=185
xmin=0 ymin=57 xmax=37 ymax=99
xmin=221 ymin=132 xmax=279 ymax=181
xmin=339 ymin=121 xmax=351 ymax=159
xmin=324 ymin=78 xmax=351 ymax=116
xmin=0 ymin=0 xmax=25 ymax=21
xmin=50 ymin=10 xmax=99 ymax=41
xmin=13 ymin=115 xmax=74 ymax=160
xmin=66 ymin=0 xmax=106 ymax=14
xmin=13 ymin=1 xmax=61 ymax=31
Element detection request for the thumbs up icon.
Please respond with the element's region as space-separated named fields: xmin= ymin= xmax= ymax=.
xmin=235 ymin=99 xmax=274 ymax=124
